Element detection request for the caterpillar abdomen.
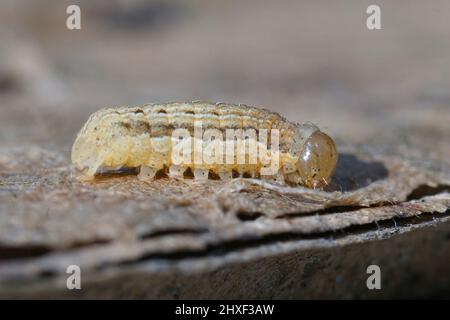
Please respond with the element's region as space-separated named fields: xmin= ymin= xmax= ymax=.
xmin=71 ymin=101 xmax=338 ymax=188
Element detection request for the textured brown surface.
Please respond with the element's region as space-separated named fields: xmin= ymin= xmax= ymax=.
xmin=0 ymin=0 xmax=450 ymax=298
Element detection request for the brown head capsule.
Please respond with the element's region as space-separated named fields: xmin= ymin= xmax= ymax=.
xmin=71 ymin=101 xmax=338 ymax=189
xmin=295 ymin=130 xmax=338 ymax=188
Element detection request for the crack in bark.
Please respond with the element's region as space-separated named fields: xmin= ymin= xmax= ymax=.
xmin=115 ymin=208 xmax=450 ymax=266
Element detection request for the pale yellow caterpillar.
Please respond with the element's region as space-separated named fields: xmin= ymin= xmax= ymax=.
xmin=71 ymin=101 xmax=338 ymax=188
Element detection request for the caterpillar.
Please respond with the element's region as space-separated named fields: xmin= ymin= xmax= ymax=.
xmin=71 ymin=101 xmax=338 ymax=188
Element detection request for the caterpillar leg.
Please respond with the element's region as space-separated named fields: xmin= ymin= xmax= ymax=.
xmin=76 ymin=172 xmax=96 ymax=182
xmin=138 ymin=165 xmax=157 ymax=181
xmin=75 ymin=158 xmax=103 ymax=181
xmin=169 ymin=164 xmax=185 ymax=178
xmin=193 ymin=168 xmax=209 ymax=180
xmin=218 ymin=171 xmax=233 ymax=181
xmin=274 ymin=172 xmax=285 ymax=184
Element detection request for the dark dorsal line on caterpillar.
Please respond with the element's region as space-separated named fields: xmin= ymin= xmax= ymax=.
xmin=71 ymin=101 xmax=338 ymax=188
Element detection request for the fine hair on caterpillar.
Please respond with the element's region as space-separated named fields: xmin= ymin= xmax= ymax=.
xmin=71 ymin=101 xmax=338 ymax=188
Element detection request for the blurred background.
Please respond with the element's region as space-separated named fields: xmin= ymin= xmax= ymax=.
xmin=0 ymin=0 xmax=449 ymax=163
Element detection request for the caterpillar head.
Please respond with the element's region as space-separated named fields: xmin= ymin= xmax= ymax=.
xmin=294 ymin=126 xmax=338 ymax=188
